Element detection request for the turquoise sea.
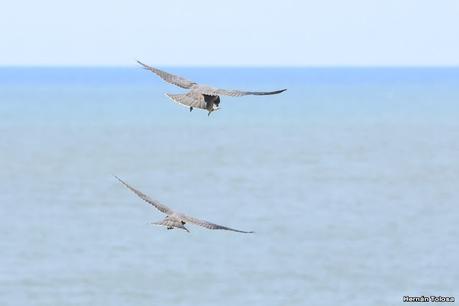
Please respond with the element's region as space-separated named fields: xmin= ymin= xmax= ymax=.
xmin=0 ymin=67 xmax=458 ymax=305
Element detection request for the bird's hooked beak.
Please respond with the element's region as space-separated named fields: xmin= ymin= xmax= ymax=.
xmin=208 ymin=106 xmax=221 ymax=116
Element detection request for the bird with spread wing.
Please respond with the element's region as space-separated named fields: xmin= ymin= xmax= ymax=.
xmin=115 ymin=176 xmax=254 ymax=234
xmin=137 ymin=60 xmax=287 ymax=116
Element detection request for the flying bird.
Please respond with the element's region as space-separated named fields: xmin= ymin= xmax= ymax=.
xmin=115 ymin=176 xmax=254 ymax=234
xmin=137 ymin=60 xmax=287 ymax=116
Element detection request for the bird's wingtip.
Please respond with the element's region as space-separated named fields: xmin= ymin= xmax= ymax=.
xmin=113 ymin=175 xmax=126 ymax=185
xmin=136 ymin=60 xmax=149 ymax=69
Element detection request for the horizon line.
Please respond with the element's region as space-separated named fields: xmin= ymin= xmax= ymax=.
xmin=0 ymin=64 xmax=458 ymax=69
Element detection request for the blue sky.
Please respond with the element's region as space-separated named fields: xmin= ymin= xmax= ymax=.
xmin=1 ymin=0 xmax=458 ymax=66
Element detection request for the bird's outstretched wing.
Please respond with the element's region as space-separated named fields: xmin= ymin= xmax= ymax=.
xmin=137 ymin=60 xmax=196 ymax=89
xmin=179 ymin=213 xmax=254 ymax=233
xmin=115 ymin=176 xmax=173 ymax=215
xmin=165 ymin=92 xmax=207 ymax=109
xmin=191 ymin=84 xmax=287 ymax=97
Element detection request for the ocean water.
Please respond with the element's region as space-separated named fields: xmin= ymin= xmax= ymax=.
xmin=0 ymin=67 xmax=458 ymax=306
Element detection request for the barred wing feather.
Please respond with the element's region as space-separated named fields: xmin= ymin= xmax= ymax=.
xmin=137 ymin=61 xmax=196 ymax=89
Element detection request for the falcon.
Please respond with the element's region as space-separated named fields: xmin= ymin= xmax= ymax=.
xmin=137 ymin=60 xmax=287 ymax=116
xmin=115 ymin=176 xmax=254 ymax=234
